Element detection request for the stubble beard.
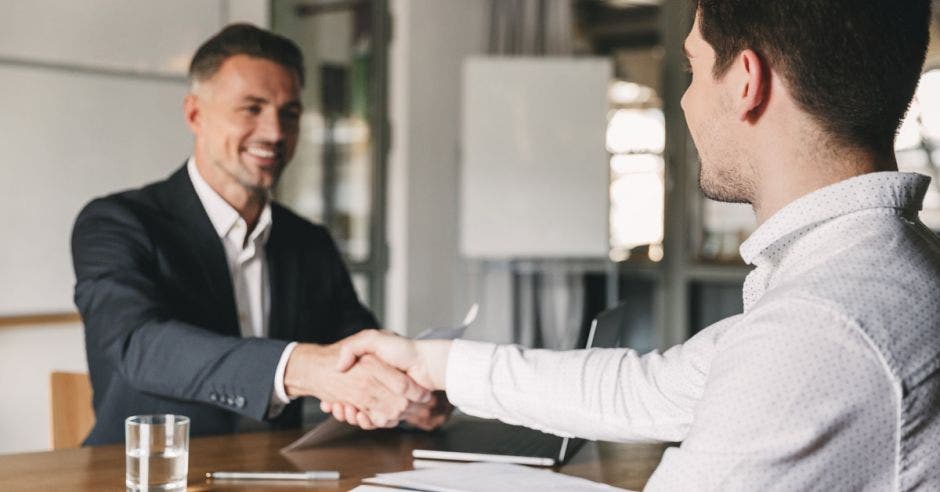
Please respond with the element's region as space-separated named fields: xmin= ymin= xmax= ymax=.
xmin=698 ymin=158 xmax=753 ymax=204
xmin=215 ymin=156 xmax=281 ymax=202
xmin=694 ymin=113 xmax=754 ymax=204
xmin=237 ymin=165 xmax=280 ymax=195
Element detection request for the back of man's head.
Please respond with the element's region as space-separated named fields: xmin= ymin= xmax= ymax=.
xmin=691 ymin=0 xmax=932 ymax=155
xmin=189 ymin=23 xmax=305 ymax=89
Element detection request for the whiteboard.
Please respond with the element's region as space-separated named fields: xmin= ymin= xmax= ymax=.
xmin=0 ymin=65 xmax=191 ymax=314
xmin=460 ymin=57 xmax=611 ymax=258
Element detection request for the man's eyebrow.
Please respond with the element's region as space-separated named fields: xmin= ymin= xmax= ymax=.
xmin=240 ymin=95 xmax=302 ymax=109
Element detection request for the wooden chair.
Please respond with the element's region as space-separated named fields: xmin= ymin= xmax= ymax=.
xmin=49 ymin=371 xmax=95 ymax=449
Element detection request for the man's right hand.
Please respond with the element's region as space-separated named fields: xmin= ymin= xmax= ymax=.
xmin=317 ymin=331 xmax=454 ymax=430
xmin=283 ymin=341 xmax=431 ymax=428
xmin=335 ymin=330 xmax=453 ymax=391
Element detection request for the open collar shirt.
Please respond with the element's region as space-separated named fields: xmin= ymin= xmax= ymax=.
xmin=188 ymin=158 xmax=272 ymax=339
xmin=187 ymin=158 xmax=295 ymax=412
xmin=446 ymin=172 xmax=940 ymax=490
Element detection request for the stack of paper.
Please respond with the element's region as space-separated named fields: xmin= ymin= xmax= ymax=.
xmin=350 ymin=462 xmax=629 ymax=492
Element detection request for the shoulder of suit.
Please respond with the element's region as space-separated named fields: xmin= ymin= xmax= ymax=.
xmin=75 ymin=165 xmax=188 ymax=228
xmin=78 ymin=179 xmax=167 ymax=222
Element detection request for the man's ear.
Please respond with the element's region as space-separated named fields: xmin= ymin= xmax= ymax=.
xmin=183 ymin=93 xmax=200 ymax=134
xmin=736 ymin=49 xmax=767 ymax=121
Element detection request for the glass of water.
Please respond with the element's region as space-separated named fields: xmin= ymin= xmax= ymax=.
xmin=125 ymin=415 xmax=189 ymax=491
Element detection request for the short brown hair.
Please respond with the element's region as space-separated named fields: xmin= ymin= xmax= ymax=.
xmin=189 ymin=23 xmax=305 ymax=87
xmin=691 ymin=0 xmax=932 ymax=154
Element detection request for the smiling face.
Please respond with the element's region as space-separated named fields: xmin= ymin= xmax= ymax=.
xmin=186 ymin=54 xmax=302 ymax=197
xmin=681 ymin=13 xmax=754 ymax=204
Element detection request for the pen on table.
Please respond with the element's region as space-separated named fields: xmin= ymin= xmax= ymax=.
xmin=206 ymin=470 xmax=341 ymax=481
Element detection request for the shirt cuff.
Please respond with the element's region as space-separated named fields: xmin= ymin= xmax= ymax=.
xmin=267 ymin=342 xmax=298 ymax=418
xmin=444 ymin=339 xmax=497 ymax=416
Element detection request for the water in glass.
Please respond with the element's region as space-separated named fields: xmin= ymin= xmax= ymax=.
xmin=125 ymin=447 xmax=187 ymax=491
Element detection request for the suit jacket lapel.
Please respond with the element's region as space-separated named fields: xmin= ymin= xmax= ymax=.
xmin=159 ymin=165 xmax=239 ymax=336
xmin=266 ymin=206 xmax=295 ymax=341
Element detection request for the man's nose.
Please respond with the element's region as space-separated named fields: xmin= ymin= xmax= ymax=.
xmin=257 ymin=110 xmax=284 ymax=143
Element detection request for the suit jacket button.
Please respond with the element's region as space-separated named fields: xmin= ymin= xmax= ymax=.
xmin=235 ymin=396 xmax=245 ymax=408
xmin=226 ymin=397 xmax=235 ymax=406
xmin=209 ymin=392 xmax=218 ymax=402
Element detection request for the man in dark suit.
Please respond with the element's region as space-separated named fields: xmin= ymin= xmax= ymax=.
xmin=72 ymin=24 xmax=446 ymax=445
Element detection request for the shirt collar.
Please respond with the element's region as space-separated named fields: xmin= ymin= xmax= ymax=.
xmin=186 ymin=157 xmax=272 ymax=245
xmin=739 ymin=171 xmax=930 ymax=265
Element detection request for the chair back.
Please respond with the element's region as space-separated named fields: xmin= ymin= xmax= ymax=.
xmin=49 ymin=371 xmax=94 ymax=449
xmin=587 ymin=303 xmax=629 ymax=349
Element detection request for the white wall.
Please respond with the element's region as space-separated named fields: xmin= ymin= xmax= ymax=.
xmin=0 ymin=323 xmax=86 ymax=455
xmin=0 ymin=1 xmax=269 ymax=315
xmin=0 ymin=0 xmax=268 ymax=455
xmin=386 ymin=0 xmax=493 ymax=336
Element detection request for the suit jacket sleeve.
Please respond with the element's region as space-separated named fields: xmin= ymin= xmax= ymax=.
xmin=72 ymin=197 xmax=288 ymax=421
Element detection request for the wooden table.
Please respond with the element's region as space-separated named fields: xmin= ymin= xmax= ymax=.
xmin=0 ymin=427 xmax=668 ymax=491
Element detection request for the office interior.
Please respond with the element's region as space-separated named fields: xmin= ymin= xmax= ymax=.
xmin=1 ymin=0 xmax=939 ymax=460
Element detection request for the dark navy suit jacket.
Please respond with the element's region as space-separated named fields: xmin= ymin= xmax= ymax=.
xmin=71 ymin=164 xmax=377 ymax=445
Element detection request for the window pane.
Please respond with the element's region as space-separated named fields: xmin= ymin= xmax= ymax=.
xmin=610 ymin=154 xmax=665 ymax=259
xmin=352 ymin=273 xmax=370 ymax=309
xmin=273 ymin=0 xmax=374 ymax=262
xmin=896 ymin=68 xmax=940 ymax=230
xmin=699 ymin=201 xmax=755 ymax=263
xmin=606 ymin=89 xmax=666 ymax=262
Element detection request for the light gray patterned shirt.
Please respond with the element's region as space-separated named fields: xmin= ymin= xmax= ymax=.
xmin=446 ymin=172 xmax=940 ymax=490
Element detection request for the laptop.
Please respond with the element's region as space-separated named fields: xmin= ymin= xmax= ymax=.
xmin=412 ymin=304 xmax=629 ymax=467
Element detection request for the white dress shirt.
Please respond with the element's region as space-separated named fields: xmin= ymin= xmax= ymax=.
xmin=446 ymin=172 xmax=940 ymax=490
xmin=187 ymin=159 xmax=296 ymax=414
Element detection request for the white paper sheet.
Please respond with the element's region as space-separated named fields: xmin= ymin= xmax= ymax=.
xmin=363 ymin=462 xmax=629 ymax=492
xmin=414 ymin=304 xmax=478 ymax=340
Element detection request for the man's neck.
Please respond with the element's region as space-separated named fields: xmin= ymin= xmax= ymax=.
xmin=751 ymin=145 xmax=898 ymax=225
xmin=192 ymin=155 xmax=267 ymax=231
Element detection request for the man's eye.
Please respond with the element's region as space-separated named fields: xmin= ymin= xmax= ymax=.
xmin=282 ymin=109 xmax=302 ymax=122
xmin=242 ymin=105 xmax=262 ymax=115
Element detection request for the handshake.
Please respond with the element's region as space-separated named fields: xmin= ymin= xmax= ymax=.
xmin=283 ymin=330 xmax=454 ymax=431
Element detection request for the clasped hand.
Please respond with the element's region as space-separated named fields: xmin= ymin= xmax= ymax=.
xmin=284 ymin=331 xmax=453 ymax=430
